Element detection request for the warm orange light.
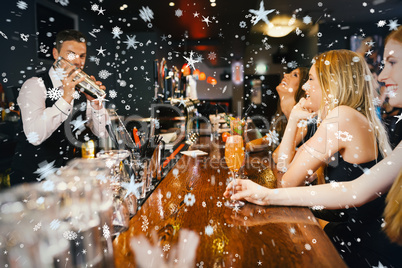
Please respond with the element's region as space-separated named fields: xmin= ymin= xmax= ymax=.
xmin=181 ymin=64 xmax=191 ymax=76
xmin=199 ymin=72 xmax=206 ymax=80
xmin=207 ymin=76 xmax=217 ymax=85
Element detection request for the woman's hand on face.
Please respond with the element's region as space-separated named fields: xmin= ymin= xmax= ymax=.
xmin=289 ymin=98 xmax=316 ymax=123
xmin=223 ymin=179 xmax=270 ymax=206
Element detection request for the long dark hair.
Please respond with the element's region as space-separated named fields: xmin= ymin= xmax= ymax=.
xmin=271 ymin=67 xmax=310 ymax=143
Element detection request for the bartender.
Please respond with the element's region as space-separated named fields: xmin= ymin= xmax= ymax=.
xmin=10 ymin=29 xmax=108 ymax=186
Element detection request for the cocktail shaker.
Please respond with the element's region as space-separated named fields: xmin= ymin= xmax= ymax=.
xmin=53 ymin=56 xmax=106 ymax=99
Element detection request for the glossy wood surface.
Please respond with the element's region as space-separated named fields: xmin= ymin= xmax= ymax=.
xmin=113 ymin=136 xmax=346 ymax=267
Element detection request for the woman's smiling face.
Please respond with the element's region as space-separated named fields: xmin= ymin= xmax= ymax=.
xmin=301 ymin=63 xmax=322 ymax=113
xmin=276 ymin=68 xmax=302 ymax=96
xmin=378 ymin=39 xmax=402 ymax=108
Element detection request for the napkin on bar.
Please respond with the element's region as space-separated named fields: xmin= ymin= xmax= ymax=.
xmin=180 ymin=150 xmax=208 ymax=157
xmin=159 ymin=132 xmax=177 ymax=143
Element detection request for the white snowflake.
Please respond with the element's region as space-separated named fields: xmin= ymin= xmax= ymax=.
xmin=47 ymin=87 xmax=63 ymax=101
xmin=232 ymin=205 xmax=241 ymax=213
xmin=63 ymin=230 xmax=78 ymax=240
xmin=202 ymin=16 xmax=212 ymax=27
xmin=70 ymin=115 xmax=88 ymax=132
xmin=53 ymin=67 xmax=68 ymax=80
xmin=387 ymin=19 xmax=400 ymax=31
xmin=20 ymin=33 xmax=29 ymax=42
xmin=139 ymin=6 xmax=154 ymax=22
xmin=264 ymin=130 xmax=279 ymax=146
xmin=154 ymin=118 xmax=160 ymax=129
xmin=208 ymin=51 xmax=217 ymax=61
xmin=289 ymin=227 xmax=296 ymax=234
xmin=394 ymin=113 xmax=402 ymax=124
xmin=310 ymin=205 xmax=325 ymax=210
xmin=387 ymin=88 xmax=397 ymax=98
xmin=17 ymin=1 xmax=28 ymax=10
xmin=89 ymin=56 xmax=100 ymax=65
xmin=205 ymin=225 xmax=214 ymax=236
xmin=373 ymin=261 xmax=388 ymax=268
xmin=239 ymin=21 xmax=247 ymax=28
xmin=295 ymin=27 xmax=302 ymax=36
xmin=97 ymin=7 xmax=106 ymax=15
xmin=287 ymin=61 xmax=298 ymax=69
xmin=303 ymin=15 xmax=312 ymax=24
xmin=377 ymin=20 xmax=386 ymax=27
xmin=330 ymin=180 xmax=340 ymax=188
xmin=175 ymin=9 xmax=183 ymax=17
xmin=98 ymin=69 xmax=112 ymax=79
xmin=373 ymin=97 xmax=382 ymax=106
xmin=297 ymin=119 xmax=308 ymax=128
xmin=216 ymin=201 xmax=222 ymax=207
xmin=162 ymin=244 xmax=170 ymax=252
xmin=50 ymin=219 xmax=61 ymax=230
xmin=111 ymin=26 xmax=123 ymax=39
xmin=33 ymin=222 xmax=42 ymax=232
xmin=72 ymin=91 xmax=80 ymax=100
xmin=91 ymin=4 xmax=99 ymax=11
xmin=109 ymin=89 xmax=117 ymax=99
xmin=121 ymin=175 xmax=143 ymax=199
xmin=26 ymin=131 xmax=39 ymax=144
xmin=103 ymin=223 xmax=110 ymax=239
xmin=42 ymin=180 xmax=55 ymax=191
xmin=123 ymin=35 xmax=140 ymax=49
xmin=183 ymin=51 xmax=200 ymax=70
xmin=34 ymin=160 xmax=57 ymax=181
xmin=56 ymin=0 xmax=69 ymax=7
xmin=141 ymin=215 xmax=149 ymax=232
xmin=334 ymin=131 xmax=353 ymax=142
xmin=184 ymin=193 xmax=196 ymax=206
xmin=196 ymin=54 xmax=204 ymax=63
xmin=249 ymin=1 xmax=275 ymax=26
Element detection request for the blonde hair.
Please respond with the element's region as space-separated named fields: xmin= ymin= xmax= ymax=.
xmin=384 ymin=169 xmax=402 ymax=245
xmin=313 ymin=49 xmax=391 ymax=158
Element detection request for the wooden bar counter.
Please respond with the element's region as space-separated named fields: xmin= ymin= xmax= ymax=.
xmin=113 ymin=136 xmax=346 ymax=267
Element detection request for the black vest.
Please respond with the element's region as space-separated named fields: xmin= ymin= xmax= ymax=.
xmin=10 ymin=71 xmax=95 ymax=185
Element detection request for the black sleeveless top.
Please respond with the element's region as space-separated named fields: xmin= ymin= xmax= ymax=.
xmin=10 ymin=71 xmax=94 ymax=185
xmin=318 ymin=153 xmax=385 ymax=223
xmin=318 ymin=153 xmax=401 ymax=267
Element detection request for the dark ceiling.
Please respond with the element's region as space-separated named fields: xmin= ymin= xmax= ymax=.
xmin=67 ymin=0 xmax=402 ymax=67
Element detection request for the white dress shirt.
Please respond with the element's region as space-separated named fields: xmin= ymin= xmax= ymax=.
xmin=18 ymin=67 xmax=108 ymax=145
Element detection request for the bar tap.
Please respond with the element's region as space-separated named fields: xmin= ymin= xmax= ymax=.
xmin=153 ymin=59 xmax=159 ymax=101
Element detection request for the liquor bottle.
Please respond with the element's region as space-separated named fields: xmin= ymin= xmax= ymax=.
xmin=82 ymin=140 xmax=95 ymax=159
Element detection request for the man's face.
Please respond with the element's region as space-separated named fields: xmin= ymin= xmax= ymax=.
xmin=53 ymin=40 xmax=87 ymax=69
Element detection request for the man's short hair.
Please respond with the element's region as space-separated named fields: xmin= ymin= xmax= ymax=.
xmin=55 ymin=29 xmax=87 ymax=52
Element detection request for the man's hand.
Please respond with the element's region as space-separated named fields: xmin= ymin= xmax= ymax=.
xmin=83 ymin=75 xmax=106 ymax=110
xmin=62 ymin=65 xmax=85 ymax=104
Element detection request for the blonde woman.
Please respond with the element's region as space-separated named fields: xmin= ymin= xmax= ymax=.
xmin=225 ymin=27 xmax=402 ymax=267
xmin=276 ymin=50 xmax=391 ymax=188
